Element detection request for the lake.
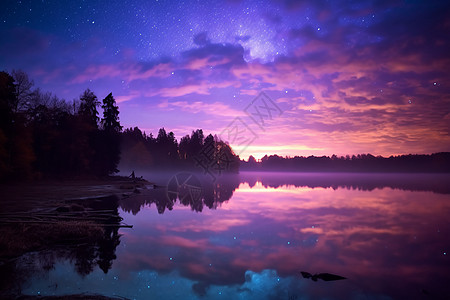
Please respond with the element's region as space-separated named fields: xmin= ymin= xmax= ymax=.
xmin=8 ymin=172 xmax=450 ymax=299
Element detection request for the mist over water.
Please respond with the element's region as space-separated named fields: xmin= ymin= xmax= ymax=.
xmin=12 ymin=172 xmax=450 ymax=299
xmin=122 ymin=169 xmax=450 ymax=194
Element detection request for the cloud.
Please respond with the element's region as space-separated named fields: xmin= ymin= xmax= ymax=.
xmin=0 ymin=27 xmax=50 ymax=58
xmin=71 ymin=61 xmax=174 ymax=84
xmin=115 ymin=91 xmax=141 ymax=104
xmin=235 ymin=35 xmax=251 ymax=42
xmin=2 ymin=0 xmax=450 ymax=156
xmin=193 ymin=31 xmax=210 ymax=46
xmin=158 ymin=100 xmax=244 ymax=117
xmin=112 ymin=181 xmax=450 ymax=299
xmin=182 ymin=41 xmax=247 ymax=67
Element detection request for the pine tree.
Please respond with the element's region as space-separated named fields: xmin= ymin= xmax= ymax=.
xmin=94 ymin=93 xmax=122 ymax=175
xmin=101 ymin=93 xmax=122 ymax=133
xmin=78 ymin=88 xmax=99 ymax=129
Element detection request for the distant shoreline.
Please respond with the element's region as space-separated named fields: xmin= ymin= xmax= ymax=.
xmin=241 ymin=152 xmax=450 ymax=173
xmin=238 ymin=171 xmax=450 ymax=195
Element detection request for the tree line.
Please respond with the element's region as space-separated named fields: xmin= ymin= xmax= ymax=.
xmin=242 ymin=153 xmax=450 ymax=173
xmin=3 ymin=69 xmax=447 ymax=179
xmin=0 ymin=70 xmax=121 ymax=180
xmin=0 ymin=70 xmax=239 ymax=181
xmin=120 ymin=127 xmax=240 ymax=174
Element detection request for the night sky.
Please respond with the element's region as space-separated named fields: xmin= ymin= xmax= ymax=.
xmin=1 ymin=0 xmax=449 ymax=159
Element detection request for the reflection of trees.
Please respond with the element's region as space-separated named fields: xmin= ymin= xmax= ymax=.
xmin=0 ymin=196 xmax=123 ymax=296
xmin=72 ymin=226 xmax=121 ymax=276
xmin=74 ymin=245 xmax=96 ymax=276
xmin=70 ymin=196 xmax=123 ymax=276
xmin=202 ymin=176 xmax=239 ymax=210
xmin=97 ymin=227 xmax=121 ymax=274
xmin=240 ymin=173 xmax=450 ymax=194
xmin=118 ymin=172 xmax=450 ymax=217
xmin=120 ymin=174 xmax=240 ymax=214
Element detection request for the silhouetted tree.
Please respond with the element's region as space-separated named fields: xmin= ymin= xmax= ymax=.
xmin=189 ymin=129 xmax=204 ymax=158
xmin=0 ymin=71 xmax=35 ymax=179
xmin=241 ymin=153 xmax=450 ymax=173
xmin=119 ymin=126 xmax=240 ymax=174
xmin=248 ymin=155 xmax=257 ymax=164
xmin=95 ymin=93 xmax=122 ymax=175
xmin=243 ymin=155 xmax=259 ymax=170
xmin=78 ymin=88 xmax=99 ymax=129
xmin=120 ymin=127 xmax=154 ymax=169
xmin=179 ymin=134 xmax=190 ymax=161
xmin=153 ymin=128 xmax=179 ymax=166
xmin=12 ymin=69 xmax=34 ymax=112
xmin=167 ymin=131 xmax=179 ymax=162
xmin=25 ymin=88 xmax=70 ymax=114
xmin=214 ymin=138 xmax=240 ymax=174
xmin=101 ymin=93 xmax=122 ymax=133
xmin=0 ymin=70 xmax=129 ymax=179
xmin=0 ymin=72 xmax=16 ymax=177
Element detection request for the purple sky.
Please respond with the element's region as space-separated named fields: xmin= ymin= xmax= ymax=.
xmin=1 ymin=0 xmax=449 ymax=159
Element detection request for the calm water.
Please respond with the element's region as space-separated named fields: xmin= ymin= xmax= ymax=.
xmin=11 ymin=173 xmax=450 ymax=299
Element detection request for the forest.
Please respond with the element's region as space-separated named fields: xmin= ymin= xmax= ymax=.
xmin=120 ymin=127 xmax=240 ymax=174
xmin=0 ymin=70 xmax=239 ymax=180
xmin=0 ymin=70 xmax=122 ymax=179
xmin=2 ymin=69 xmax=449 ymax=180
xmin=242 ymin=153 xmax=450 ymax=173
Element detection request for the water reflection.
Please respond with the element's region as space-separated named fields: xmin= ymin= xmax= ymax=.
xmin=8 ymin=173 xmax=450 ymax=299
xmin=0 ymin=196 xmax=122 ymax=296
xmin=112 ymin=173 xmax=450 ymax=299
xmin=240 ymin=172 xmax=450 ymax=194
xmin=119 ymin=173 xmax=241 ymax=215
xmin=119 ymin=172 xmax=450 ymax=217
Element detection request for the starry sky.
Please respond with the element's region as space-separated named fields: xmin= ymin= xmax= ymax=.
xmin=1 ymin=0 xmax=449 ymax=159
